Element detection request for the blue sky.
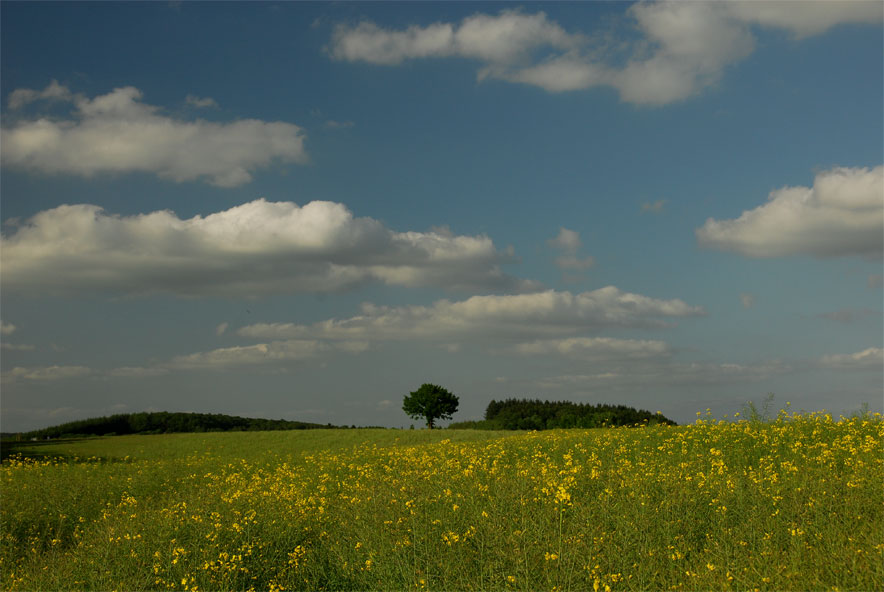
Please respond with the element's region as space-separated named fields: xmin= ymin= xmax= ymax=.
xmin=1 ymin=1 xmax=881 ymax=431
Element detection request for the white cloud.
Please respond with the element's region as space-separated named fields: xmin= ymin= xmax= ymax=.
xmin=1 ymin=199 xmax=532 ymax=297
xmin=215 ymin=322 xmax=230 ymax=336
xmin=819 ymin=347 xmax=884 ymax=370
xmin=239 ymin=286 xmax=705 ymax=342
xmin=4 ymin=365 xmax=92 ymax=381
xmin=723 ymin=1 xmax=883 ymax=38
xmin=533 ymin=359 xmax=792 ymax=390
xmin=168 ymin=340 xmax=326 ymax=370
xmin=185 ymin=94 xmax=218 ymax=109
xmin=554 ymin=254 xmax=596 ymax=272
xmin=740 ymin=293 xmax=755 ymax=309
xmin=696 ymin=165 xmax=883 ymax=259
xmin=329 ymin=21 xmax=456 ymax=65
xmin=7 ymin=79 xmax=73 ymax=110
xmin=6 ymin=339 xmax=362 ymax=379
xmin=547 ymin=227 xmax=582 ymax=252
xmin=547 ymin=227 xmax=595 ymax=273
xmin=0 ymin=321 xmax=16 ymax=335
xmin=513 ymin=337 xmax=672 ymax=360
xmin=329 ymin=10 xmax=580 ymax=66
xmin=488 ymin=53 xmax=608 ymax=93
xmin=1 ymin=83 xmax=308 ymax=187
xmin=641 ymin=199 xmax=667 ymax=214
xmin=614 ymin=1 xmax=756 ymax=105
xmin=328 ymin=3 xmax=882 ymax=105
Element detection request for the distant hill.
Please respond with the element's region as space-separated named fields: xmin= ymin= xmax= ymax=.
xmin=15 ymin=412 xmax=337 ymax=439
xmin=449 ymin=398 xmax=677 ymax=430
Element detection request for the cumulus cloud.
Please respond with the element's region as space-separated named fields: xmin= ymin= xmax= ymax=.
xmin=1 ymin=83 xmax=308 ymax=187
xmin=723 ymin=1 xmax=883 ymax=38
xmin=215 ymin=322 xmax=230 ymax=336
xmin=329 ymin=11 xmax=580 ymax=66
xmin=819 ymin=347 xmax=884 ymax=370
xmin=547 ymin=228 xmax=594 ymax=273
xmin=0 ymin=199 xmax=532 ymax=297
xmin=238 ymin=286 xmax=705 ymax=343
xmin=548 ymin=228 xmax=582 ymax=252
xmin=696 ymin=165 xmax=883 ymax=259
xmin=328 ymin=3 xmax=881 ymax=105
xmin=7 ymin=79 xmax=73 ymax=110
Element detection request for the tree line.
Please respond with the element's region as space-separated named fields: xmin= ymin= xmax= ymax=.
xmin=19 ymin=412 xmax=335 ymax=439
xmin=449 ymin=398 xmax=677 ymax=430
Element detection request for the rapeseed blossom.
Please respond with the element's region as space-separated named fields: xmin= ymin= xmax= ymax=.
xmin=1 ymin=411 xmax=881 ymax=590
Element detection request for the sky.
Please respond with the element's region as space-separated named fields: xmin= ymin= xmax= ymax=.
xmin=1 ymin=1 xmax=882 ymax=432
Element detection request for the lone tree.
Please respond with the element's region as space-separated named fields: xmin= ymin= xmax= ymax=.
xmin=403 ymin=383 xmax=459 ymax=429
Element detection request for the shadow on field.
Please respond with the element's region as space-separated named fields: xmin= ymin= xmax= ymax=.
xmin=0 ymin=438 xmax=117 ymax=464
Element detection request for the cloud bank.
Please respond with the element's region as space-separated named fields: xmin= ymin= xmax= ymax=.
xmin=4 ymin=365 xmax=92 ymax=382
xmin=328 ymin=3 xmax=881 ymax=105
xmin=0 ymin=199 xmax=532 ymax=297
xmin=819 ymin=347 xmax=884 ymax=370
xmin=167 ymin=340 xmax=327 ymax=370
xmin=239 ymin=286 xmax=705 ymax=342
xmin=531 ymin=359 xmax=793 ymax=390
xmin=1 ymin=83 xmax=307 ymax=187
xmin=696 ymin=165 xmax=883 ymax=259
xmin=513 ymin=337 xmax=672 ymax=360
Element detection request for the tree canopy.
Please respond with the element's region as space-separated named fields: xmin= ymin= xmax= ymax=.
xmin=449 ymin=398 xmax=677 ymax=430
xmin=402 ymin=383 xmax=459 ymax=429
xmin=17 ymin=412 xmax=335 ymax=439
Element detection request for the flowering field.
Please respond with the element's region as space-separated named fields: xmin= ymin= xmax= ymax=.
xmin=2 ymin=411 xmax=882 ymax=591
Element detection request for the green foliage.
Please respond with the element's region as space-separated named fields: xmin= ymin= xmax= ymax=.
xmin=402 ymin=383 xmax=459 ymax=428
xmin=19 ymin=412 xmax=333 ymax=440
xmin=742 ymin=392 xmax=778 ymax=424
xmin=449 ymin=398 xmax=677 ymax=430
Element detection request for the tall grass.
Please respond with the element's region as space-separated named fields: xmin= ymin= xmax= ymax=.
xmin=2 ymin=411 xmax=881 ymax=590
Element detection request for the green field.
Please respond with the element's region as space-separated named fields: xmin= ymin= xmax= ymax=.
xmin=2 ymin=412 xmax=882 ymax=591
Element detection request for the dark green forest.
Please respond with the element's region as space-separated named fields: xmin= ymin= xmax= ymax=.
xmin=15 ymin=412 xmax=334 ymax=439
xmin=449 ymin=398 xmax=677 ymax=430
xmin=9 ymin=399 xmax=677 ymax=440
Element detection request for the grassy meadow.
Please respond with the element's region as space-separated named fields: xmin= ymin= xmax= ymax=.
xmin=1 ymin=411 xmax=882 ymax=591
